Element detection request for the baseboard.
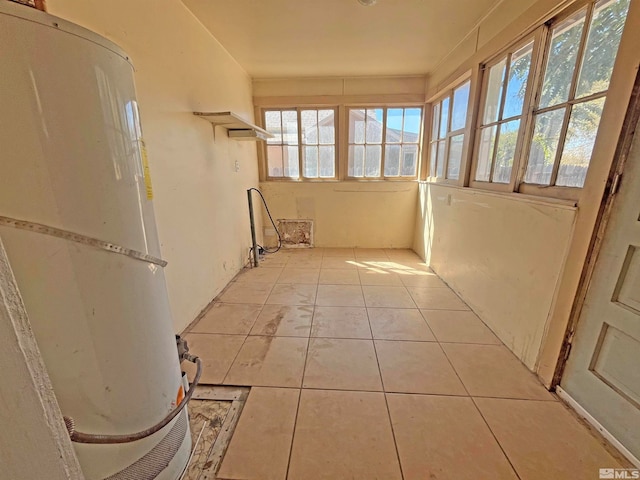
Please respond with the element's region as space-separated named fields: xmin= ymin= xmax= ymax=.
xmin=556 ymin=386 xmax=640 ymax=468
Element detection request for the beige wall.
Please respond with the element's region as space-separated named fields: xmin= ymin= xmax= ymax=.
xmin=48 ymin=0 xmax=262 ymax=332
xmin=418 ymin=0 xmax=640 ymax=383
xmin=414 ymin=184 xmax=576 ymax=369
xmin=259 ymin=182 xmax=418 ymax=248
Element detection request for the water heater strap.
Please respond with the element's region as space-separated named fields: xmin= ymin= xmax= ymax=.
xmin=0 ymin=215 xmax=168 ymax=267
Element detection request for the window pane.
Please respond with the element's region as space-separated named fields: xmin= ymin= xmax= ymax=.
xmin=303 ymin=146 xmax=318 ymax=178
xmin=384 ymin=144 xmax=401 ymax=176
xmin=493 ymin=119 xmax=520 ymax=183
xmin=429 ymin=142 xmax=438 ymax=177
xmin=365 ymin=145 xmax=382 ymax=177
xmin=503 ymin=42 xmax=533 ymax=119
xmin=447 ymin=134 xmax=464 ymax=180
xmin=404 ymin=108 xmax=422 ymax=142
xmin=525 ymin=108 xmax=566 ymax=185
xmin=318 ymin=110 xmax=335 ymax=144
xmin=366 ymin=109 xmax=383 ymax=143
xmin=436 ymin=141 xmax=446 ymax=177
xmin=386 ymin=108 xmax=403 ymax=143
xmin=451 ymin=81 xmax=470 ymax=131
xmin=483 ymin=59 xmax=506 ymax=124
xmin=576 ymin=0 xmax=630 ymax=98
xmin=285 ymin=146 xmax=299 ymax=178
xmin=319 ymin=145 xmax=335 ymax=178
xmin=557 ymin=97 xmax=605 ymax=187
xmin=439 ymin=97 xmax=450 ymax=139
xmin=431 ymin=103 xmax=440 ymax=139
xmin=301 ymin=110 xmax=318 ymax=145
xmin=348 ymin=145 xmax=365 ymax=177
xmin=265 ymin=111 xmax=282 ymax=144
xmin=539 ymin=9 xmax=587 ymax=108
xmin=349 ymin=109 xmax=366 ymax=144
xmin=282 ymin=110 xmax=299 ymax=145
xmin=267 ymin=145 xmax=284 ymax=177
xmin=401 ymin=145 xmax=419 ymax=176
xmin=475 ymin=126 xmax=497 ymax=182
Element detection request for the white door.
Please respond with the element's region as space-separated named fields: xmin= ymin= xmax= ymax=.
xmin=561 ymin=106 xmax=640 ymax=462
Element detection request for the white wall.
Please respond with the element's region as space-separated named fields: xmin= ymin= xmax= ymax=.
xmin=260 ymin=182 xmax=418 ymax=248
xmin=48 ymin=0 xmax=262 ymax=332
xmin=0 ymin=238 xmax=84 ymax=480
xmin=414 ymin=184 xmax=576 ymax=369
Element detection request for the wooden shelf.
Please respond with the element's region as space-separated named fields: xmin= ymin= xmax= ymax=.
xmin=193 ymin=111 xmax=272 ymax=141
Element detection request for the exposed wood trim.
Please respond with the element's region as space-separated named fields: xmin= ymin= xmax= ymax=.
xmin=552 ymin=67 xmax=640 ymax=388
xmin=254 ymin=94 xmax=426 ymax=107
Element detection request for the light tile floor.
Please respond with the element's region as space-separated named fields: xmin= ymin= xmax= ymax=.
xmin=184 ymin=248 xmax=627 ymax=480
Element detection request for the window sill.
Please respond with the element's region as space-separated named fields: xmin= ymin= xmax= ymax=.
xmin=418 ymin=181 xmax=578 ymax=209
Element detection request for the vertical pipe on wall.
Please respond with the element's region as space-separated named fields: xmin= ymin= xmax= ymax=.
xmin=247 ymin=189 xmax=259 ymax=267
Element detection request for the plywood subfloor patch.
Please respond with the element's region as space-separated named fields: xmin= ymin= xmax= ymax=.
xmin=182 ymin=386 xmax=249 ymax=480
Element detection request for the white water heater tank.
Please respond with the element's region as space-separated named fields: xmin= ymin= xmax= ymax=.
xmin=0 ymin=3 xmax=191 ymax=479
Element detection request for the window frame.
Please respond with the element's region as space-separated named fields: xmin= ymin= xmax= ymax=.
xmin=344 ymin=105 xmax=424 ymax=181
xmin=469 ymin=32 xmax=542 ymax=192
xmin=427 ymin=78 xmax=472 ymax=185
xmin=517 ymin=0 xmax=620 ymax=199
xmin=261 ymin=106 xmax=339 ymax=182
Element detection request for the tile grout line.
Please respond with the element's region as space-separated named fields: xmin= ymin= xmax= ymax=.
xmin=439 ymin=340 xmax=524 ymax=480
xmin=364 ymin=294 xmax=406 ymax=480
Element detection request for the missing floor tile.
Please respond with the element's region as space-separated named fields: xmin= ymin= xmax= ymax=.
xmin=180 ymin=386 xmax=249 ymax=480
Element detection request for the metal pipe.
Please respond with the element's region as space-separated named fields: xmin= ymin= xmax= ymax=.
xmin=247 ymin=189 xmax=259 ymax=267
xmin=64 ymin=355 xmax=202 ymax=444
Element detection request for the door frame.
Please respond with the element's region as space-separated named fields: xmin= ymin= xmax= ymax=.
xmin=552 ymin=68 xmax=640 ymax=388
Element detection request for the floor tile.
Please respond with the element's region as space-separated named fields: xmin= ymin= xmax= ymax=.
xmin=250 ymin=305 xmax=313 ymax=337
xmin=224 ymin=336 xmax=308 ymax=388
xmin=288 ymin=258 xmax=323 ymax=269
xmin=362 ymin=285 xmax=416 ymax=308
xmin=323 ymin=248 xmax=355 ymax=257
xmin=303 ymin=338 xmax=382 ymax=391
xmin=321 ymin=257 xmax=359 ymax=269
xmin=182 ymin=333 xmax=245 ymax=384
xmin=277 ymin=268 xmax=320 ymax=284
xmin=266 ymin=284 xmax=317 ymax=306
xmin=235 ymin=266 xmax=283 ymax=284
xmin=354 ymin=248 xmax=388 ymax=258
xmin=375 ymin=341 xmax=467 ymax=395
xmin=387 ymin=394 xmax=518 ymax=480
xmin=259 ymin=256 xmax=289 ymax=268
xmin=318 ymin=268 xmax=360 ymax=285
xmin=399 ymin=272 xmax=448 ymax=288
xmin=218 ymin=282 xmax=273 ymax=304
xmin=475 ymin=398 xmax=626 ymax=480
xmin=421 ymin=310 xmax=501 ymax=344
xmin=407 ymin=286 xmax=469 ymax=310
xmin=315 ymin=284 xmax=365 ymax=307
xmin=288 ymin=389 xmax=402 ymax=480
xmin=190 ymin=303 xmax=261 ymax=335
xmin=368 ymin=308 xmax=436 ymax=341
xmin=442 ymin=344 xmax=554 ymax=400
xmin=311 ymin=306 xmax=371 ymax=339
xmin=218 ymin=387 xmax=299 ymax=480
xmin=358 ymin=268 xmax=403 ymax=286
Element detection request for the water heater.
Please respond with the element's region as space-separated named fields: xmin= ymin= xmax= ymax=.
xmin=0 ymin=3 xmax=192 ymax=479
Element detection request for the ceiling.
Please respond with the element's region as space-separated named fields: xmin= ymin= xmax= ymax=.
xmin=182 ymin=0 xmax=502 ymax=78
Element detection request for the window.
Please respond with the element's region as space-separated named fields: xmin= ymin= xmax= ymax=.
xmin=264 ymin=108 xmax=336 ymax=179
xmin=474 ymin=40 xmax=535 ymax=185
xmin=347 ymin=107 xmax=423 ymax=179
xmin=524 ymin=0 xmax=630 ymax=189
xmin=429 ymin=81 xmax=471 ymax=181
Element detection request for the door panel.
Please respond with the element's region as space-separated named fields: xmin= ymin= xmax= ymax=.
xmin=561 ymin=112 xmax=640 ymax=460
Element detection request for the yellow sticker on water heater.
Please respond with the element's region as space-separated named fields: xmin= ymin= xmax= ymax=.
xmin=140 ymin=139 xmax=154 ymax=200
